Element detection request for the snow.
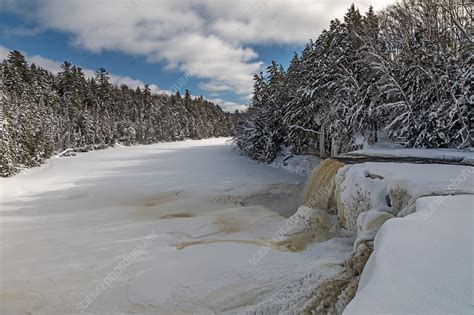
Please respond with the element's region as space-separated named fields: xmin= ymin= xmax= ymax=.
xmin=350 ymin=147 xmax=474 ymax=164
xmin=348 ymin=162 xmax=474 ymax=197
xmin=0 ymin=138 xmax=351 ymax=314
xmin=337 ymin=161 xmax=474 ymax=314
xmin=344 ymin=194 xmax=473 ymax=314
xmin=336 ymin=162 xmax=474 ymax=236
xmin=270 ymin=147 xmax=321 ymax=177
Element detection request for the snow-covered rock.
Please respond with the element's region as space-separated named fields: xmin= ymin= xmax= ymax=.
xmin=335 ymin=162 xmax=474 ymax=239
xmin=284 ymin=160 xmax=474 ymax=314
xmin=335 ymin=166 xmax=389 ymax=235
xmin=345 ymin=195 xmax=473 ymax=314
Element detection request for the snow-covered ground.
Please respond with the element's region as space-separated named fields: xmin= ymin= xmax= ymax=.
xmin=338 ymin=162 xmax=474 ymax=314
xmin=345 ymin=194 xmax=473 ymax=314
xmin=0 ymin=138 xmax=352 ymax=314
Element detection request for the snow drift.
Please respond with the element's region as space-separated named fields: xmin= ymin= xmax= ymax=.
xmin=344 ymin=194 xmax=473 ymax=314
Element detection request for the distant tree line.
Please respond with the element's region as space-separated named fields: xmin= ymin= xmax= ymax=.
xmin=233 ymin=0 xmax=472 ymax=162
xmin=0 ymin=51 xmax=234 ymax=176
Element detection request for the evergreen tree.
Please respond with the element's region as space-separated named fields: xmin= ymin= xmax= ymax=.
xmin=0 ymin=51 xmax=233 ymax=176
xmin=233 ymin=0 xmax=472 ymax=163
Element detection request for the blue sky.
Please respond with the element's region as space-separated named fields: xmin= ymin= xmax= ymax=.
xmin=0 ymin=0 xmax=393 ymax=111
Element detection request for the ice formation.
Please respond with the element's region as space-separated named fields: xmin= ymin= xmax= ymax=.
xmin=245 ymin=159 xmax=474 ymax=314
xmin=165 ymin=157 xmax=473 ymax=314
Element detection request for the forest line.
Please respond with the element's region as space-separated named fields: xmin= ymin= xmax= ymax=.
xmin=232 ymin=0 xmax=472 ymax=162
xmin=0 ymin=51 xmax=235 ymax=176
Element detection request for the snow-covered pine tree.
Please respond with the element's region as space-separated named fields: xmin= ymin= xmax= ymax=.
xmin=0 ymin=66 xmax=16 ymax=176
xmin=0 ymin=51 xmax=233 ymax=176
xmin=233 ymin=63 xmax=287 ymax=162
xmin=233 ymin=0 xmax=471 ymax=162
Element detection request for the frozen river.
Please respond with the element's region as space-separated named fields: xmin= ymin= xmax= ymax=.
xmin=0 ymin=138 xmax=352 ymax=314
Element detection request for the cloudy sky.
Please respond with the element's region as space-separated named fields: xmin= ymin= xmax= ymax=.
xmin=0 ymin=0 xmax=394 ymax=111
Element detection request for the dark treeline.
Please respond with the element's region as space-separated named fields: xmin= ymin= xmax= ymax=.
xmin=233 ymin=0 xmax=472 ymax=162
xmin=0 ymin=51 xmax=234 ymax=176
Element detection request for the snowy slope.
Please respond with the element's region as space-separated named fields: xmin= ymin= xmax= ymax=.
xmin=345 ymin=195 xmax=473 ymax=314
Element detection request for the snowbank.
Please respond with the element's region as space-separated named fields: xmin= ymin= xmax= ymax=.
xmin=332 ymin=162 xmax=474 ymax=314
xmin=336 ymin=162 xmax=474 ymax=237
xmin=345 ymin=195 xmax=473 ymax=314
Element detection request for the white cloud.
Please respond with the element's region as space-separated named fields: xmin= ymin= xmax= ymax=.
xmin=0 ymin=45 xmax=10 ymax=60
xmin=204 ymin=0 xmax=394 ymax=44
xmin=1 ymin=0 xmax=397 ymax=111
xmin=208 ymin=98 xmax=248 ymax=112
xmin=198 ymin=82 xmax=233 ymax=94
xmin=0 ymin=0 xmax=396 ymax=98
xmin=0 ymin=45 xmax=166 ymax=95
xmin=28 ymin=54 xmax=64 ymax=73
